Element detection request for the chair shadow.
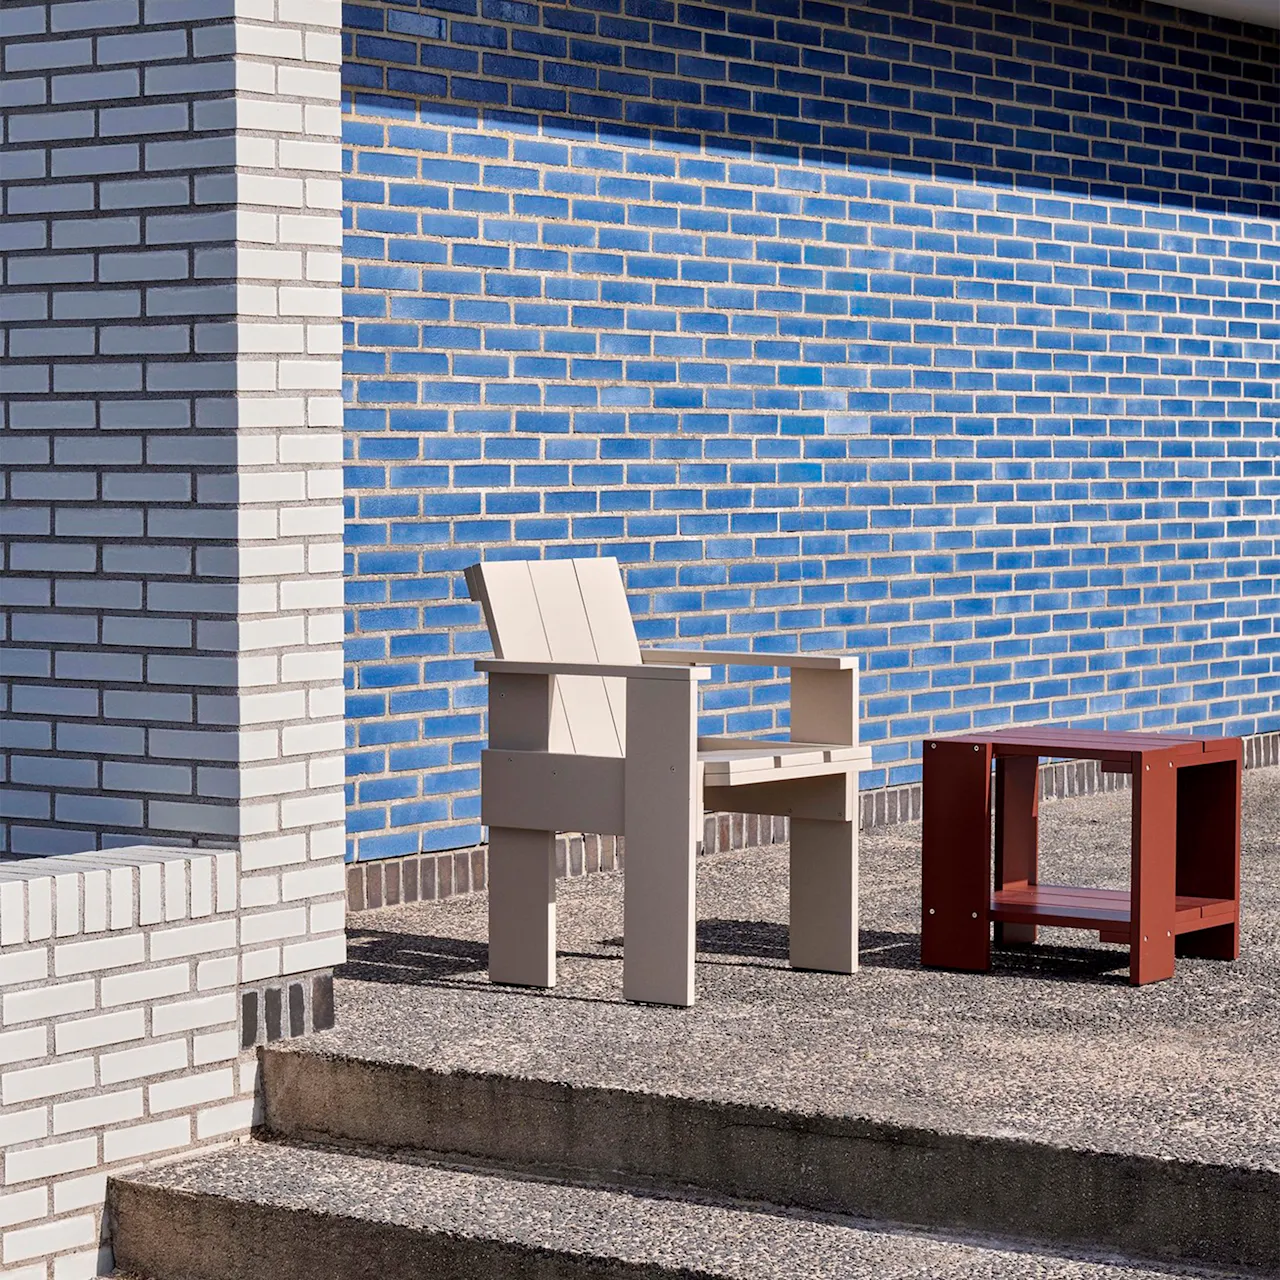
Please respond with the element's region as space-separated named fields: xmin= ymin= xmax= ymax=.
xmin=692 ymin=919 xmax=1130 ymax=984
xmin=330 ymin=917 xmax=1132 ymax=988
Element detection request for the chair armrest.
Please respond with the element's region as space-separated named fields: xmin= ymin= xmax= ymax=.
xmin=640 ymin=648 xmax=857 ymax=671
xmin=475 ymin=658 xmax=710 ymax=682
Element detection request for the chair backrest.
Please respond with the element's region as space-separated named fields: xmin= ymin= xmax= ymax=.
xmin=465 ymin=557 xmax=641 ymax=757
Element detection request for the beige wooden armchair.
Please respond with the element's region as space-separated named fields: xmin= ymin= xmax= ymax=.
xmin=465 ymin=556 xmax=871 ymax=1007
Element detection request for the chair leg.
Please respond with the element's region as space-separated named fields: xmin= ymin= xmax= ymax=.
xmin=623 ymin=675 xmax=698 ymax=1007
xmin=487 ymin=826 xmax=556 ymax=988
xmin=789 ymin=816 xmax=857 ymax=973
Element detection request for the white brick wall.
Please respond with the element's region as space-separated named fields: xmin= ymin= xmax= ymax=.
xmin=0 ymin=2 xmax=345 ymax=1276
xmin=0 ymin=0 xmax=344 ymax=929
xmin=0 ymin=849 xmax=247 ymax=1280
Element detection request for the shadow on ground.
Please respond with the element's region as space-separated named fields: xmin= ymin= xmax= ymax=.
xmin=342 ymin=918 xmax=1131 ymax=990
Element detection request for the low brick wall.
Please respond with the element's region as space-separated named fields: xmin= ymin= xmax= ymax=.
xmin=0 ymin=847 xmax=339 ymax=1280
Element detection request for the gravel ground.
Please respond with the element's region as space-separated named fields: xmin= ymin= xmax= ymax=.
xmin=325 ymin=768 xmax=1280 ymax=1173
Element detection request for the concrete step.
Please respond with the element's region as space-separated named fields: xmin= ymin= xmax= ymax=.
xmin=258 ymin=1043 xmax=1280 ymax=1278
xmin=109 ymin=1139 xmax=1233 ymax=1280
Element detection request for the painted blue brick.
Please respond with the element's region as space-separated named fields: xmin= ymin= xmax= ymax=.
xmin=340 ymin=0 xmax=1280 ymax=859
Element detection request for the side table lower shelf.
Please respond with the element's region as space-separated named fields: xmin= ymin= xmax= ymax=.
xmin=992 ymin=884 xmax=1238 ymax=945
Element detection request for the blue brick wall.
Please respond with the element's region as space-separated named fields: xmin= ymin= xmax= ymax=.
xmin=340 ymin=0 xmax=1280 ymax=862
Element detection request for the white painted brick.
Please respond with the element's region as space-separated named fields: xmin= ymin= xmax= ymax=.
xmin=136 ymin=862 xmax=163 ymax=927
xmin=240 ymin=947 xmax=281 ymax=983
xmin=282 ymin=932 xmax=345 ymax=975
xmin=97 ymin=26 xmax=186 ymax=63
xmin=239 ymin=833 xmax=305 ymax=872
xmin=0 ymin=1187 xmax=49 ymax=1231
xmin=100 ymin=100 xmax=188 ymax=137
xmin=148 ymin=1066 xmax=233 ymax=1114
xmin=51 ymin=142 xmax=140 ymax=178
xmin=237 ymin=876 xmax=278 ymax=910
xmin=50 ymin=0 xmax=139 ymax=31
xmin=281 ymin=786 xmax=344 ymax=829
xmin=71 ymin=1010 xmax=155 ymax=1074
xmin=144 ymin=59 xmax=234 ymax=96
xmin=0 ymin=947 xmax=46 ymax=988
xmin=144 ymin=0 xmax=233 ymax=21
xmin=53 ymin=1173 xmax=107 ymax=1215
xmin=101 ymin=963 xmax=189 ymax=1009
xmin=308 ymin=826 xmax=345 ymax=863
xmin=8 ymin=110 xmax=94 ymax=143
xmin=152 ymin=991 xmax=235 ymax=1037
xmin=310 ymin=898 xmax=345 ymax=935
xmin=196 ymin=1096 xmax=256 ymax=1140
xmin=3 ymin=1058 xmax=94 ymax=1107
xmin=52 ymin=288 xmax=141 ymax=320
xmin=99 ymin=1037 xmax=186 ymax=1086
xmin=6 ymin=250 xmax=93 ymax=283
xmin=0 ymin=76 xmax=47 ymax=108
xmin=1 ymin=1106 xmax=48 ymax=1148
xmin=147 ymin=801 xmax=238 ymax=838
xmin=4 ymin=979 xmax=94 ymax=1027
xmin=0 ymin=148 xmax=47 ymax=183
xmin=239 ymin=907 xmax=306 ymax=947
xmin=188 ymin=857 xmax=214 ymax=918
xmin=100 ymin=249 xmax=189 ymax=283
xmin=149 ymin=917 xmax=237 ymax=962
xmin=53 ymin=1249 xmax=108 ymax=1280
xmin=1 ymin=1263 xmax=44 ymax=1280
xmin=6 ymin=37 xmax=92 ymax=72
xmin=0 ymin=886 xmax=28 ymax=947
xmin=82 ymin=869 xmax=108 ymax=934
xmin=54 ymin=871 xmax=80 ymax=937
xmin=196 ymin=955 xmax=238 ymax=991
xmin=53 ymin=1087 xmax=143 ymax=1136
xmin=163 ymin=856 xmax=187 ymax=920
xmin=0 ymin=6 xmax=46 ymax=36
xmin=53 ymin=67 xmax=140 ymax=104
xmin=51 ymin=214 xmax=140 ymax=249
xmin=103 ymin=1115 xmax=190 ymax=1164
xmin=192 ymin=1028 xmax=237 ymax=1065
xmin=109 ymin=865 xmax=135 ymax=930
xmin=280 ymin=861 xmax=344 ymax=902
xmin=99 ymin=174 xmax=190 ymax=210
xmin=53 ymin=932 xmax=145 ymax=977
xmin=2 ymin=1213 xmax=96 ymax=1265
xmin=54 ymin=792 xmax=144 ymax=830
xmin=103 ymin=760 xmax=193 ymax=797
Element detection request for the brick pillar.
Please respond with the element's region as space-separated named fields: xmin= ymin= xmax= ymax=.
xmin=0 ymin=0 xmax=345 ymax=994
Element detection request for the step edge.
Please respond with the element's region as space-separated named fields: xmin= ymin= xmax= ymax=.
xmin=256 ymin=1046 xmax=1280 ymax=1277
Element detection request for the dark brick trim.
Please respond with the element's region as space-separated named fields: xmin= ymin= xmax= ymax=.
xmin=347 ymin=730 xmax=1280 ymax=913
xmin=239 ymin=969 xmax=335 ymax=1049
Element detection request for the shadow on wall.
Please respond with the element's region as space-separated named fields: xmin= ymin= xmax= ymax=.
xmin=342 ymin=0 xmax=1280 ymax=216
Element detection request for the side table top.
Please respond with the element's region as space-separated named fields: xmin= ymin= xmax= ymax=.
xmin=926 ymin=726 xmax=1242 ymax=763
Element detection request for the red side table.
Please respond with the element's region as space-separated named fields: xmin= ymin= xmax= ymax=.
xmin=921 ymin=728 xmax=1242 ymax=985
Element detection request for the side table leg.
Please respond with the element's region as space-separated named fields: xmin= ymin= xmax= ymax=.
xmin=994 ymin=755 xmax=1039 ymax=947
xmin=921 ymin=739 xmax=993 ymax=971
xmin=1175 ymin=753 xmax=1242 ymax=960
xmin=1130 ymin=752 xmax=1177 ymax=985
